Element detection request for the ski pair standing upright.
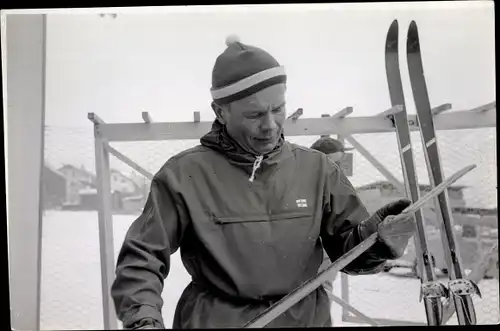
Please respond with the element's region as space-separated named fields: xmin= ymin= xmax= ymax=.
xmin=384 ymin=19 xmax=481 ymax=326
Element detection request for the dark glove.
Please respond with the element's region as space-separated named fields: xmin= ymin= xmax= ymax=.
xmin=129 ymin=318 xmax=164 ymax=330
xmin=359 ymin=199 xmax=416 ymax=259
xmin=135 ymin=326 xmax=159 ymax=330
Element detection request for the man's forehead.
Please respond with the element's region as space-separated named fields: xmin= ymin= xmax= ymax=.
xmin=230 ymin=84 xmax=286 ymax=111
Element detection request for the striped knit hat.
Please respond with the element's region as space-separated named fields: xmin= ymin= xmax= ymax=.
xmin=210 ymin=35 xmax=287 ymax=105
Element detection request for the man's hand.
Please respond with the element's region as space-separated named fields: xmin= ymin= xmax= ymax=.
xmin=359 ymin=199 xmax=417 ymax=259
xmin=378 ymin=212 xmax=416 ymax=258
xmin=128 ymin=318 xmax=164 ymax=330
xmin=134 ymin=326 xmax=161 ymax=330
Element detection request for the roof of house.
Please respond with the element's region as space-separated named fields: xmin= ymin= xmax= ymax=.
xmin=44 ymin=163 xmax=67 ymax=179
xmin=110 ymin=169 xmax=135 ymax=179
xmin=452 ymin=206 xmax=498 ymax=216
xmin=110 ymin=169 xmax=141 ymax=189
xmin=78 ymin=188 xmax=119 ymax=195
xmin=59 ymin=164 xmax=96 ymax=179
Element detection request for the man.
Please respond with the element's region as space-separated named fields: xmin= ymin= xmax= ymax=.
xmin=310 ymin=136 xmax=355 ymax=315
xmin=311 ymin=136 xmax=353 ymax=165
xmin=111 ymin=36 xmax=416 ymax=329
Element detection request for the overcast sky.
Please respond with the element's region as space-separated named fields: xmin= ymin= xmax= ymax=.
xmin=42 ymin=2 xmax=495 ymax=128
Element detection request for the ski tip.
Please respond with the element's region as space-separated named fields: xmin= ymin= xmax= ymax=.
xmin=406 ymin=20 xmax=420 ymax=52
xmin=386 ymin=19 xmax=398 ymax=50
xmin=452 ymin=164 xmax=477 ymax=182
xmin=464 ymin=164 xmax=477 ymax=173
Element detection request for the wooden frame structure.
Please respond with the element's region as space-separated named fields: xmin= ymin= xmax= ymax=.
xmin=88 ymin=101 xmax=496 ymax=329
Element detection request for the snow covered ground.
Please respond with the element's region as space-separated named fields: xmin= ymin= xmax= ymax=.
xmin=39 ymin=211 xmax=499 ymax=330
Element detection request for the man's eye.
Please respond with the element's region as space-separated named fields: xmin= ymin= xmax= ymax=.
xmin=246 ymin=113 xmax=262 ymax=119
xmin=272 ymin=106 xmax=284 ymax=113
xmin=245 ymin=106 xmax=284 ymax=119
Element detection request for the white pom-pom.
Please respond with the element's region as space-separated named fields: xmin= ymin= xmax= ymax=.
xmin=225 ymin=34 xmax=241 ymax=46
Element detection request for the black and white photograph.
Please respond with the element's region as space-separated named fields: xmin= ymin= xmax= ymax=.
xmin=3 ymin=2 xmax=497 ymax=330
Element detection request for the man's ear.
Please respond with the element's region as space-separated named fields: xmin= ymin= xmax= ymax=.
xmin=211 ymin=101 xmax=226 ymax=125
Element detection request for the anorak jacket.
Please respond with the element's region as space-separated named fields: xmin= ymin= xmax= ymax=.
xmin=111 ymin=120 xmax=393 ymax=329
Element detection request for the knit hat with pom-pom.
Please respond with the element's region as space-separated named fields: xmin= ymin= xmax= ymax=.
xmin=211 ymin=35 xmax=286 ymax=105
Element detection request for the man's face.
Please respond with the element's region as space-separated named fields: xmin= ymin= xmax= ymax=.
xmin=215 ymin=83 xmax=287 ymax=156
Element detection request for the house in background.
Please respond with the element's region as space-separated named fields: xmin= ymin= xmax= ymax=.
xmin=128 ymin=171 xmax=150 ymax=197
xmin=77 ymin=187 xmax=125 ymax=211
xmin=110 ymin=169 xmax=140 ymax=196
xmin=418 ymin=183 xmax=467 ymax=208
xmin=58 ymin=164 xmax=96 ymax=206
xmin=42 ymin=163 xmax=67 ymax=210
xmin=58 ymin=166 xmax=144 ymax=212
xmin=122 ymin=171 xmax=152 ymax=213
xmin=109 ymin=169 xmax=145 ymax=213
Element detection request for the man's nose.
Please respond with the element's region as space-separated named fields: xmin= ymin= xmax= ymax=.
xmin=260 ymin=112 xmax=278 ymax=131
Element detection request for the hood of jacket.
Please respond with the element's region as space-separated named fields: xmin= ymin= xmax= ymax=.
xmin=200 ymin=119 xmax=287 ymax=182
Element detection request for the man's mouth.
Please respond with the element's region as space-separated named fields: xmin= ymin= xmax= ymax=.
xmin=255 ymin=136 xmax=274 ymax=142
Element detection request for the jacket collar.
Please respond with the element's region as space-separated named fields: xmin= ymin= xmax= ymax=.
xmin=200 ymin=119 xmax=288 ymax=182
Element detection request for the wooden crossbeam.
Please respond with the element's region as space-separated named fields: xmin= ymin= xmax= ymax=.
xmin=104 ymin=143 xmax=154 ymax=180
xmin=326 ymin=291 xmax=380 ymax=326
xmin=469 ymin=101 xmax=496 ymax=112
xmin=93 ymin=109 xmax=495 ymax=142
xmin=321 ymin=107 xmax=404 ymax=193
xmin=345 ymin=135 xmax=405 ymax=194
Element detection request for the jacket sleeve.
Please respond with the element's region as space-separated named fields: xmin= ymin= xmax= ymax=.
xmin=319 ymin=159 xmax=391 ymax=275
xmin=111 ymin=163 xmax=190 ymax=329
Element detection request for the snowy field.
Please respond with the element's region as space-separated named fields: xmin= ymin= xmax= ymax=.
xmin=39 ymin=211 xmax=499 ymax=330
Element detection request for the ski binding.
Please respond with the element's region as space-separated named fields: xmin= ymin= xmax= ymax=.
xmin=419 ymin=281 xmax=449 ymax=302
xmin=448 ymin=279 xmax=482 ymax=298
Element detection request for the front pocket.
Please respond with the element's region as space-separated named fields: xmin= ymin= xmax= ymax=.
xmin=270 ymin=212 xmax=313 ymax=222
xmin=203 ymin=211 xmax=321 ymax=298
xmin=213 ymin=215 xmax=270 ymax=224
xmin=213 ymin=212 xmax=313 ymax=224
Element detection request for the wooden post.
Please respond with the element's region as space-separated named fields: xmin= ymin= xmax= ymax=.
xmin=320 ymin=114 xmax=330 ymax=138
xmin=142 ymin=111 xmax=153 ymax=123
xmin=193 ymin=111 xmax=201 ymax=123
xmin=332 ymin=107 xmax=352 ymax=144
xmin=5 ymin=13 xmax=47 ymax=331
xmin=91 ymin=116 xmax=119 ymax=330
xmin=287 ymin=108 xmax=303 ymax=120
xmin=431 ymin=103 xmax=452 ymax=115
